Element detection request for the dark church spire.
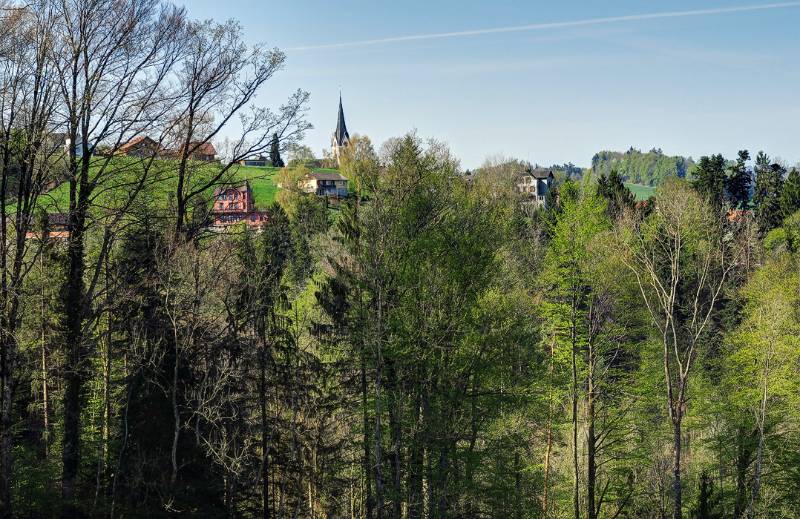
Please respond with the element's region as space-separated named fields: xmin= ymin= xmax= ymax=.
xmin=334 ymin=93 xmax=349 ymax=147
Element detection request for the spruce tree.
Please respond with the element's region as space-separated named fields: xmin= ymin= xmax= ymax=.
xmin=726 ymin=150 xmax=751 ymax=209
xmin=270 ymin=132 xmax=285 ymax=167
xmin=693 ymin=154 xmax=726 ymax=210
xmin=780 ymin=168 xmax=800 ymax=218
xmin=597 ymin=169 xmax=634 ymax=219
xmin=753 ymin=152 xmax=785 ymax=232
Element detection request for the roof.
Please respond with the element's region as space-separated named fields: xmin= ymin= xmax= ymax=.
xmin=530 ymin=168 xmax=554 ymax=180
xmin=118 ymin=136 xmax=158 ymax=153
xmin=190 ymin=141 xmax=216 ymax=156
xmin=213 ymin=181 xmax=251 ymax=196
xmin=306 ymin=172 xmax=348 ymax=182
xmin=333 ymin=95 xmax=349 ymax=146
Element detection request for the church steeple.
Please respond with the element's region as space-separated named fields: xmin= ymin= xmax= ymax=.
xmin=331 ymin=93 xmax=351 ymax=164
xmin=334 ymin=94 xmax=349 ymax=146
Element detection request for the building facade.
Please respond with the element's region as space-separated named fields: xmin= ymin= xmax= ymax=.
xmin=516 ymin=167 xmax=554 ymax=209
xmin=210 ymin=181 xmax=269 ymax=229
xmin=299 ymin=171 xmax=349 ymax=198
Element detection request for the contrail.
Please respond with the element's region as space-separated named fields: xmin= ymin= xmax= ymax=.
xmin=287 ymin=2 xmax=800 ymax=51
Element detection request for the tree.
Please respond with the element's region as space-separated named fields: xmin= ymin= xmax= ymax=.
xmin=693 ymin=154 xmax=726 ymax=211
xmin=167 ymin=19 xmax=308 ymax=237
xmin=286 ymin=143 xmax=315 ymax=167
xmin=0 ymin=6 xmax=59 ymax=513
xmin=726 ymin=150 xmax=752 ymax=210
xmin=724 ymin=254 xmax=800 ymax=516
xmin=597 ymin=169 xmax=635 ymax=219
xmin=780 ymin=168 xmax=800 ymax=218
xmin=619 ymin=179 xmax=741 ymax=519
xmin=753 ymin=152 xmax=785 ymax=232
xmin=270 ymin=132 xmax=285 ymax=168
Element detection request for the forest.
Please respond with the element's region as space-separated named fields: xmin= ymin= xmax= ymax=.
xmin=591 ymin=149 xmax=695 ymax=186
xmin=2 ymin=1 xmax=800 ymax=518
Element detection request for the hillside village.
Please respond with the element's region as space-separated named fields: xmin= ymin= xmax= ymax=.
xmin=3 ymin=2 xmax=800 ymax=519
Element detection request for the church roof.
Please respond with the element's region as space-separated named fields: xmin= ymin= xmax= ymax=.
xmin=333 ymin=95 xmax=349 ymax=146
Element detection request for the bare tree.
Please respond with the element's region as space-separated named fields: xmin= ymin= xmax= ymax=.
xmin=0 ymin=4 xmax=60 ymax=514
xmin=47 ymin=0 xmax=187 ymax=511
xmin=619 ymin=180 xmax=740 ymax=519
xmin=166 ymin=18 xmax=310 ymax=238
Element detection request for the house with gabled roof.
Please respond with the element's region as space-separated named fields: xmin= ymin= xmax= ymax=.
xmin=299 ymin=171 xmax=349 ymax=198
xmin=210 ymin=181 xmax=268 ymax=229
xmin=516 ymin=166 xmax=554 ymax=209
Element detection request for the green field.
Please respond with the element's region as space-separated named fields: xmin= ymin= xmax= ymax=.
xmin=34 ymin=160 xmax=341 ymax=213
xmin=625 ymin=183 xmax=656 ymax=201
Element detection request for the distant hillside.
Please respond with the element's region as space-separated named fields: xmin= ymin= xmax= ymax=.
xmin=592 ymin=148 xmax=695 ymax=187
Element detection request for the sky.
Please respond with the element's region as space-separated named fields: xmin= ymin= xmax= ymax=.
xmin=176 ymin=0 xmax=800 ymax=169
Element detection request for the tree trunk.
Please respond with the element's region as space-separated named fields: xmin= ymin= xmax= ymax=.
xmin=747 ymin=360 xmax=769 ymax=518
xmin=571 ymin=298 xmax=580 ymax=519
xmin=587 ymin=353 xmax=597 ymax=519
xmin=672 ymin=412 xmax=683 ymax=519
xmin=361 ymin=357 xmax=374 ymax=519
xmin=62 ymin=201 xmax=88 ymax=516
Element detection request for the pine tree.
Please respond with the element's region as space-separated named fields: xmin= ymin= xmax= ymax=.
xmin=780 ymin=168 xmax=800 ymax=218
xmin=597 ymin=169 xmax=635 ymax=219
xmin=726 ymin=150 xmax=752 ymax=209
xmin=693 ymin=154 xmax=726 ymax=210
xmin=270 ymin=132 xmax=285 ymax=167
xmin=753 ymin=152 xmax=785 ymax=232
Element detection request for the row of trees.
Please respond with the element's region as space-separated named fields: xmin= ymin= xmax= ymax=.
xmin=1 ymin=0 xmax=310 ymax=516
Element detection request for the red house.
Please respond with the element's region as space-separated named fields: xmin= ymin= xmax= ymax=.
xmin=210 ymin=181 xmax=268 ymax=229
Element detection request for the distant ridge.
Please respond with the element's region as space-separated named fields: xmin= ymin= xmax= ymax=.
xmin=591 ymin=147 xmax=695 ymax=187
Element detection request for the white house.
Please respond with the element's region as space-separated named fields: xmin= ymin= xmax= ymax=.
xmin=299 ymin=171 xmax=349 ymax=198
xmin=516 ymin=167 xmax=554 ymax=208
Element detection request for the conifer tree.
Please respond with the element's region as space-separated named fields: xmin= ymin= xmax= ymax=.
xmin=780 ymin=168 xmax=800 ymax=218
xmin=693 ymin=154 xmax=727 ymax=211
xmin=753 ymin=152 xmax=785 ymax=232
xmin=270 ymin=133 xmax=285 ymax=167
xmin=597 ymin=169 xmax=635 ymax=219
xmin=726 ymin=150 xmax=752 ymax=209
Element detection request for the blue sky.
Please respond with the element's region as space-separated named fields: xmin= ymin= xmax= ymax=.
xmin=178 ymin=1 xmax=800 ymax=169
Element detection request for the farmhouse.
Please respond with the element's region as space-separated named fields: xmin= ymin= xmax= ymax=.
xmin=299 ymin=171 xmax=349 ymax=198
xmin=118 ymin=136 xmax=163 ymax=158
xmin=210 ymin=181 xmax=268 ymax=229
xmin=187 ymin=141 xmax=217 ymax=162
xmin=516 ymin=167 xmax=554 ymax=209
xmin=239 ymin=155 xmax=269 ymax=167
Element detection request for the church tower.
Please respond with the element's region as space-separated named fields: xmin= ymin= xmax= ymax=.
xmin=331 ymin=94 xmax=350 ymax=165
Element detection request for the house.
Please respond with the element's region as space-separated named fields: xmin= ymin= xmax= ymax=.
xmin=239 ymin=155 xmax=269 ymax=167
xmin=516 ymin=167 xmax=554 ymax=208
xmin=188 ymin=141 xmax=217 ymax=162
xmin=516 ymin=166 xmax=555 ymax=208
xmin=330 ymin=94 xmax=350 ymax=165
xmin=299 ymin=171 xmax=349 ymax=198
xmin=118 ymin=136 xmax=162 ymax=158
xmin=210 ymin=181 xmax=268 ymax=229
xmin=25 ymin=212 xmax=71 ymax=240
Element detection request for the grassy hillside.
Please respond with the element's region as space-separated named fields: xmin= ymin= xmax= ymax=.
xmin=35 ymin=159 xmax=340 ymax=213
xmin=625 ymin=183 xmax=656 ymax=201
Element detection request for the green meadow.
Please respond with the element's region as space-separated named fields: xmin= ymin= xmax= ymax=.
xmin=624 ymin=182 xmax=656 ymax=201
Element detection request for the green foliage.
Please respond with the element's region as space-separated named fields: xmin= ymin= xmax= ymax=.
xmin=592 ymin=147 xmax=694 ymax=186
xmin=780 ymin=168 xmax=800 ymax=218
xmin=753 ymin=151 xmax=785 ymax=232
xmin=269 ymin=132 xmax=285 ymax=168
xmin=597 ymin=169 xmax=635 ymax=218
xmin=693 ymin=154 xmax=727 ymax=210
xmin=726 ymin=150 xmax=752 ymax=209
